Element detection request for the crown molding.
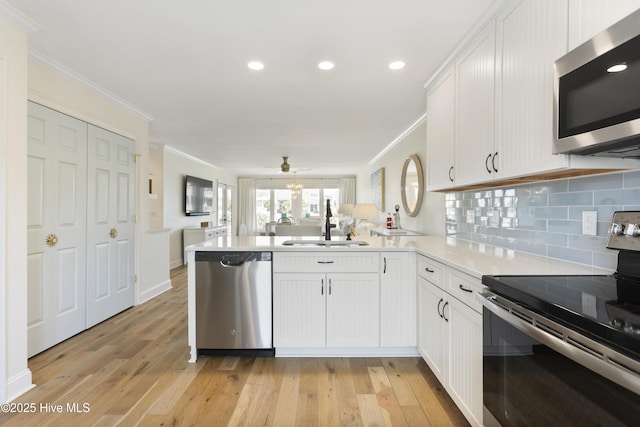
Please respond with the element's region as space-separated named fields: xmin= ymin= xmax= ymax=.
xmin=29 ymin=49 xmax=154 ymax=122
xmin=369 ymin=112 xmax=427 ymax=166
xmin=163 ymin=145 xmax=221 ymax=169
xmin=0 ymin=1 xmax=41 ymax=33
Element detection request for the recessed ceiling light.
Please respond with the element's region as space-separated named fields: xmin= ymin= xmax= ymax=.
xmin=607 ymin=63 xmax=627 ymax=73
xmin=389 ymin=61 xmax=406 ymax=70
xmin=248 ymin=61 xmax=264 ymax=71
xmin=318 ymin=61 xmax=335 ymax=70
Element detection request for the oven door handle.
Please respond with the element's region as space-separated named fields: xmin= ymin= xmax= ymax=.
xmin=476 ymin=291 xmax=640 ymax=395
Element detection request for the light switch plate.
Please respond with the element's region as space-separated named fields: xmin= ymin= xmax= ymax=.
xmin=582 ymin=211 xmax=597 ymax=236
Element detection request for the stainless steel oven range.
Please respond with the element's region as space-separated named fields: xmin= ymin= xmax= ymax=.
xmin=480 ymin=211 xmax=640 ymax=426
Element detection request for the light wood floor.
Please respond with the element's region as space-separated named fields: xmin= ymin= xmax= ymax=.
xmin=1 ymin=266 xmax=469 ymax=426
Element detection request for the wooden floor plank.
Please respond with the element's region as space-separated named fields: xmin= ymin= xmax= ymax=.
xmin=0 ymin=266 xmax=469 ymax=427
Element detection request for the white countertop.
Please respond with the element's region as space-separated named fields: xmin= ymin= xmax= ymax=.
xmin=187 ymin=235 xmax=613 ymax=279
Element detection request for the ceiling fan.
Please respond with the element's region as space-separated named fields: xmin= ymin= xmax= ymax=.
xmin=281 ymin=156 xmax=291 ymax=173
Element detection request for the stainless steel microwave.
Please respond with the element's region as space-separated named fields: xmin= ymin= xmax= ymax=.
xmin=553 ymin=8 xmax=640 ymax=158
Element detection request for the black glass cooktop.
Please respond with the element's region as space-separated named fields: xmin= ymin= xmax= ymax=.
xmin=481 ymin=274 xmax=640 ymax=361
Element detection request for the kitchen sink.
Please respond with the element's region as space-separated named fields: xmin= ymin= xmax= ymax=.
xmin=281 ymin=239 xmax=369 ymax=247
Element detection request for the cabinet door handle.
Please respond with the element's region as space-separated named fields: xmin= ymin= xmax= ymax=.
xmin=328 ymin=278 xmax=332 ymax=295
xmin=317 ymin=260 xmax=334 ymax=264
xmin=459 ymin=284 xmax=473 ymax=293
xmin=448 ymin=166 xmax=454 ymax=182
xmin=425 ymin=267 xmax=435 ymax=273
xmin=485 ymin=153 xmax=492 ymax=174
xmin=383 ymin=257 xmax=387 ymax=274
xmin=321 ymin=278 xmax=324 ymax=295
xmin=437 ymin=298 xmax=444 ymax=318
xmin=442 ymin=301 xmax=449 ymax=322
xmin=492 ymin=152 xmax=498 ymax=173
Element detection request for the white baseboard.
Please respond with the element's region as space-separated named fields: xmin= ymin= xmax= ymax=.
xmin=275 ymin=347 xmax=419 ymax=357
xmin=138 ymin=279 xmax=172 ymax=305
xmin=6 ymin=368 xmax=34 ymax=403
xmin=170 ymin=258 xmax=183 ymax=269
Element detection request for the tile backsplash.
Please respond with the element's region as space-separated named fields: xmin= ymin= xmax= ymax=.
xmin=445 ymin=170 xmax=640 ymax=270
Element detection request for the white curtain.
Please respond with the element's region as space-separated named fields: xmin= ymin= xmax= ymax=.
xmin=339 ymin=177 xmax=356 ymax=205
xmin=237 ymin=178 xmax=256 ymax=235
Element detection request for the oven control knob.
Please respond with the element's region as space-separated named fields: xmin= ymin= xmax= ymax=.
xmin=611 ymin=318 xmax=625 ymax=329
xmin=623 ymin=323 xmax=640 ymax=335
xmin=624 ymin=223 xmax=640 ymax=236
xmin=610 ymin=223 xmax=625 ymax=235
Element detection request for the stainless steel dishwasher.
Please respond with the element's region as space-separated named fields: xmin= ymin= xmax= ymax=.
xmin=195 ymin=251 xmax=274 ymax=356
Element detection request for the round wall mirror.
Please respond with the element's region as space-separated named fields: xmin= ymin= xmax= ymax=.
xmin=400 ymin=154 xmax=424 ymax=217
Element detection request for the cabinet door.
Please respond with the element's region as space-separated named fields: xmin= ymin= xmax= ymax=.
xmin=326 ymin=273 xmax=379 ymax=347
xmin=568 ymin=0 xmax=640 ymax=50
xmin=446 ymin=297 xmax=483 ymax=427
xmin=455 ymin=22 xmax=496 ymax=187
xmin=417 ymin=277 xmax=446 ymax=384
xmin=426 ymin=67 xmax=456 ymax=190
xmin=273 ymin=273 xmax=326 ymax=347
xmin=380 ymin=252 xmax=416 ymax=347
xmin=496 ymin=0 xmax=569 ymax=179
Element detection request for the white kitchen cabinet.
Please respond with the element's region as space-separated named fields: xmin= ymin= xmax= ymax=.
xmin=325 ymin=273 xmax=380 ymax=347
xmin=380 ymin=252 xmax=416 ymax=347
xmin=455 ymin=21 xmax=497 ymax=188
xmin=273 ymin=272 xmax=379 ymax=348
xmin=417 ymin=254 xmax=483 ymax=427
xmin=424 ymin=0 xmax=640 ymax=192
xmin=446 ymin=295 xmax=483 ymax=427
xmin=495 ymin=0 xmax=569 ymax=179
xmin=426 ymin=67 xmax=456 ymax=191
xmin=273 ymin=273 xmax=326 ymax=347
xmin=418 ymin=276 xmax=446 ymax=382
xmin=273 ymin=252 xmax=380 ymax=349
xmin=568 ymin=0 xmax=640 ymax=50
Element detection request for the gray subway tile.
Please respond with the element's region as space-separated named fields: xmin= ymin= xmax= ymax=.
xmin=548 ymin=245 xmax=592 ymax=265
xmin=549 ymin=191 xmax=593 ymax=206
xmin=623 ymin=170 xmax=640 ymax=188
xmin=568 ymin=173 xmax=623 ymax=191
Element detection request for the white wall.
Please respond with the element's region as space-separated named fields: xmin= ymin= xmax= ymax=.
xmin=0 ymin=14 xmax=31 ymax=404
xmin=163 ymin=147 xmax=237 ymax=268
xmin=356 ymin=120 xmax=445 ymax=236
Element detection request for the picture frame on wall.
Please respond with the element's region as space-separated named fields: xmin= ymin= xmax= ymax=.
xmin=371 ymin=167 xmax=385 ymax=211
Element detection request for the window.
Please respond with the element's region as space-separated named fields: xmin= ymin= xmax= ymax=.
xmin=255 ymin=184 xmax=340 ymax=232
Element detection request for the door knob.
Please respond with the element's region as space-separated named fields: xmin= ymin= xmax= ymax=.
xmin=110 ymin=228 xmax=118 ymax=239
xmin=45 ymin=233 xmax=58 ymax=247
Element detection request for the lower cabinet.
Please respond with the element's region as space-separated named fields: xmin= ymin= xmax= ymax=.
xmin=417 ymin=256 xmax=483 ymax=427
xmin=273 ymin=270 xmax=380 ymax=348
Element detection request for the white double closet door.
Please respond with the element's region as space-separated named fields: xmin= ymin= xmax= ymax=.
xmin=27 ymin=102 xmax=135 ymax=357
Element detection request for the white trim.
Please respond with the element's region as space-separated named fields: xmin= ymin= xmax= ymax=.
xmin=0 ymin=1 xmax=41 ymax=34
xmin=164 ymin=145 xmax=221 ymax=169
xmin=368 ymin=113 xmax=427 ymax=166
xmin=29 ymin=50 xmax=154 ymax=122
xmin=6 ymin=369 xmax=34 ymax=403
xmin=275 ymin=347 xmax=420 ymax=357
xmin=138 ymin=279 xmax=172 ymax=305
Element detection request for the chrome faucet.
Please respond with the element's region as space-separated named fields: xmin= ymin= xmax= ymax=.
xmin=325 ymin=199 xmax=336 ymax=240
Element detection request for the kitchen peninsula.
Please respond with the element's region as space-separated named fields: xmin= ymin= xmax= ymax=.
xmin=186 ymin=235 xmax=610 ymax=426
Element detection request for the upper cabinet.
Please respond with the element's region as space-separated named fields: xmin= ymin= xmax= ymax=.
xmin=426 ymin=67 xmax=455 ymax=190
xmin=568 ymin=0 xmax=640 ymax=50
xmin=455 ymin=22 xmax=496 ymax=188
xmin=425 ymin=0 xmax=640 ymax=192
xmin=494 ymin=0 xmax=569 ymax=179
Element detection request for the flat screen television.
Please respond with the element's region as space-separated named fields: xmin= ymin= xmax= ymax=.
xmin=185 ymin=175 xmax=213 ymax=216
